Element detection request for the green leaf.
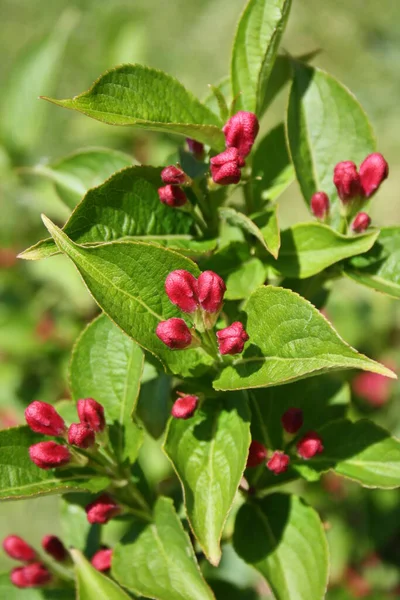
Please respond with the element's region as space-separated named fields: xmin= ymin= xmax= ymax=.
xmin=344 ymin=227 xmax=400 ymax=298
xmin=213 ymin=285 xmax=395 ymax=391
xmin=207 ymin=85 xmax=229 ymax=122
xmin=266 ymin=222 xmax=379 ymax=279
xmin=0 ymin=427 xmax=109 ymax=500
xmin=225 ymin=258 xmax=266 ymax=301
xmin=231 ymin=0 xmax=292 ymax=114
xmin=72 ymin=549 xmax=131 ymax=600
xmin=251 ymin=207 xmax=281 ymax=259
xmin=233 ymin=494 xmax=328 ymax=600
xmin=294 ymin=419 xmax=400 ymax=489
xmin=203 ymin=77 xmax=231 ymax=117
xmin=219 ymin=206 xmax=280 ymax=258
xmin=112 ymin=496 xmax=215 ymax=600
xmin=61 ymin=494 xmax=100 ymax=554
xmin=0 ymin=573 xmax=74 ymax=599
xmin=42 ymin=217 xmax=212 ymax=378
xmin=43 ymin=64 xmax=224 ymax=149
xmin=136 ymin=370 xmax=171 ymax=439
xmin=70 ymin=314 xmax=144 ymax=463
xmin=19 ymin=166 xmax=196 ymax=261
xmin=164 ymin=395 xmax=251 ymax=565
xmin=287 ymin=62 xmax=375 ymax=215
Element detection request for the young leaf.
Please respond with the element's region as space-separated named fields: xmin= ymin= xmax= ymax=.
xmin=233 ymin=494 xmax=329 ymax=600
xmin=0 ymin=572 xmax=74 ymax=599
xmin=213 ymin=286 xmax=395 ymax=391
xmin=0 ymin=427 xmax=109 ymax=500
xmin=231 ymin=0 xmax=292 ymax=114
xmin=219 ymin=206 xmax=280 ymax=258
xmin=71 ymin=549 xmax=131 ymax=600
xmin=164 ymin=394 xmax=251 ymax=565
xmin=112 ymin=496 xmax=215 ymax=600
xmin=70 ymin=314 xmax=144 ymax=463
xmin=43 ymin=64 xmax=224 ymax=150
xmin=203 ymin=77 xmax=231 ymax=117
xmin=287 ymin=62 xmax=375 ymax=215
xmin=251 ymin=208 xmax=281 ymax=259
xmin=42 ymin=217 xmax=212 ymax=378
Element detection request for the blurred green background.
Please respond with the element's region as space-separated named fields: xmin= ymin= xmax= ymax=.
xmin=1 ymin=1 xmax=400 ymax=597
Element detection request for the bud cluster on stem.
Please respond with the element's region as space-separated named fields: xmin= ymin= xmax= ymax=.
xmin=158 ymin=164 xmax=192 ymax=208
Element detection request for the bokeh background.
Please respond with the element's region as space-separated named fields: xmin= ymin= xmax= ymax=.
xmin=1 ymin=1 xmax=400 ymax=597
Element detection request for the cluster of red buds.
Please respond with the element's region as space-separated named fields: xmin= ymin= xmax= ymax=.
xmin=211 ymin=111 xmax=259 ymax=185
xmin=246 ymin=407 xmax=324 ymax=477
xmin=158 ymin=165 xmax=192 ymax=208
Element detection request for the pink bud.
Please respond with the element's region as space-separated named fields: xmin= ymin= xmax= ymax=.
xmin=41 ymin=535 xmax=67 ymax=562
xmin=333 ymin=161 xmax=362 ymax=202
xmin=359 ymin=153 xmax=388 ymax=198
xmin=161 ymin=165 xmax=190 ymax=185
xmin=156 ymin=318 xmax=193 ymax=349
xmin=310 ymin=192 xmax=330 ymax=219
xmin=158 ymin=185 xmax=187 ymax=207
xmin=10 ymin=563 xmax=52 ymax=588
xmin=171 ymin=395 xmax=198 ymax=419
xmin=3 ymin=535 xmax=36 ymax=562
xmin=29 ymin=441 xmax=71 ymax=470
xmin=186 ymin=138 xmax=205 ymax=160
xmin=223 ymin=111 xmax=260 ymax=158
xmin=25 ymin=401 xmax=66 ymax=437
xmin=165 ymin=270 xmax=199 ymax=313
xmin=197 ymin=271 xmax=226 ymax=313
xmin=68 ymin=423 xmax=95 ymax=449
xmin=216 ymin=322 xmax=249 ymax=355
xmin=77 ymin=398 xmax=105 ymax=433
xmin=91 ymin=548 xmax=113 ymax=572
xmin=281 ymin=408 xmax=303 ymax=434
xmin=85 ymin=494 xmax=121 ymax=525
xmin=352 ymin=370 xmax=393 ymax=407
xmin=352 ymin=212 xmax=371 ymax=233
xmin=210 ymin=147 xmax=245 ymax=185
xmin=267 ymin=451 xmax=290 ymax=475
xmin=246 ymin=440 xmax=267 ymax=468
xmin=297 ymin=431 xmax=324 ymax=459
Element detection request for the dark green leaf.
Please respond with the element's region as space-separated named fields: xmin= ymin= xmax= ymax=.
xmin=208 ymin=580 xmax=258 ymax=600
xmin=72 ymin=549 xmax=131 ymax=600
xmin=136 ymin=369 xmax=171 ymax=439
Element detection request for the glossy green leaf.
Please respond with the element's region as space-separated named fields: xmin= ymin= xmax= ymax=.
xmin=233 ymin=494 xmax=329 ymax=600
xmin=42 ymin=217 xmax=212 ymax=378
xmin=20 ymin=166 xmax=195 ymax=261
xmin=344 ymin=227 xmax=400 ymax=298
xmin=113 ymin=496 xmax=215 ymax=600
xmin=72 ymin=549 xmax=131 ymax=600
xmin=287 ymin=62 xmax=375 ymax=215
xmin=164 ymin=395 xmax=251 ymax=565
xmin=213 ymin=286 xmax=395 ymax=391
xmin=43 ymin=64 xmax=224 ymax=149
xmin=219 ymin=206 xmax=279 ymax=258
xmin=0 ymin=573 xmax=74 ymax=599
xmin=70 ymin=314 xmax=144 ymax=463
xmin=0 ymin=427 xmax=109 ymax=500
xmin=231 ymin=0 xmax=292 ymax=114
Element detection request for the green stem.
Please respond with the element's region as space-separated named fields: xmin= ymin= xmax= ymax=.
xmin=338 ymin=215 xmax=348 ymax=234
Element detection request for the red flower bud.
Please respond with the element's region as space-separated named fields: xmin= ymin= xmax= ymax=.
xmin=165 ymin=270 xmax=199 ymax=313
xmin=91 ymin=548 xmax=113 ymax=572
xmin=246 ymin=440 xmax=267 ymax=468
xmin=156 ymin=318 xmax=193 ymax=349
xmin=158 ymin=185 xmax=187 ymax=207
xmin=85 ymin=494 xmax=121 ymax=525
xmin=186 ymin=138 xmax=205 ymax=160
xmin=352 ymin=212 xmax=371 ymax=233
xmin=3 ymin=535 xmax=36 ymax=562
xmin=352 ymin=370 xmax=394 ymax=407
xmin=310 ymin=192 xmax=330 ymax=220
xmin=25 ymin=401 xmax=66 ymax=437
xmin=41 ymin=535 xmax=67 ymax=562
xmin=333 ymin=161 xmax=362 ymax=202
xmin=68 ymin=423 xmax=95 ymax=449
xmin=297 ymin=431 xmax=324 ymax=459
xmin=10 ymin=563 xmax=52 ymax=588
xmin=77 ymin=398 xmax=105 ymax=433
xmin=267 ymin=451 xmax=290 ymax=475
xmin=197 ymin=271 xmax=226 ymax=313
xmin=281 ymin=407 xmax=303 ymax=434
xmin=210 ymin=147 xmax=245 ymax=185
xmin=359 ymin=153 xmax=388 ymax=198
xmin=29 ymin=441 xmax=71 ymax=470
xmin=171 ymin=395 xmax=198 ymax=419
xmin=161 ymin=165 xmax=190 ymax=185
xmin=216 ymin=322 xmax=249 ymax=355
xmin=223 ymin=111 xmax=260 ymax=158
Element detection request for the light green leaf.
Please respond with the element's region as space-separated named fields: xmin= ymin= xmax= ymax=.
xmin=203 ymin=77 xmax=231 ymax=116
xmin=219 ymin=206 xmax=279 ymax=258
xmin=61 ymin=495 xmax=99 ymax=554
xmin=43 ymin=64 xmax=224 ymax=149
xmin=42 ymin=217 xmax=212 ymax=378
xmin=72 ymin=549 xmax=131 ymax=600
xmin=233 ymin=494 xmax=328 ymax=600
xmin=344 ymin=227 xmax=400 ymax=298
xmin=70 ymin=314 xmax=144 ymax=463
xmin=287 ymin=62 xmax=375 ymax=215
xmin=207 ymin=85 xmax=229 ymax=122
xmin=164 ymin=395 xmax=250 ymax=565
xmin=213 ymin=285 xmax=395 ymax=391
xmin=251 ymin=207 xmax=281 ymax=259
xmin=231 ymin=0 xmax=292 ymax=114
xmin=225 ymin=258 xmax=266 ymax=300
xmin=0 ymin=427 xmax=109 ymax=500
xmin=0 ymin=573 xmax=74 ymax=599
xmin=112 ymin=496 xmax=215 ymax=600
